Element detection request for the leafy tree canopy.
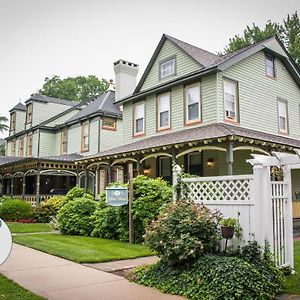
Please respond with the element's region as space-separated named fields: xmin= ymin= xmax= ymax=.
xmin=0 ymin=116 xmax=9 ymax=133
xmin=39 ymin=75 xmax=109 ymax=102
xmin=222 ymin=11 xmax=300 ymax=66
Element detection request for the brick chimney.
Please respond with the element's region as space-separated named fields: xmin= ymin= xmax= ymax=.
xmin=114 ymin=59 xmax=139 ymax=102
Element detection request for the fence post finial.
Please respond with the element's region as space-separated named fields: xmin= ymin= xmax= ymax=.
xmin=172 ymin=164 xmax=181 ymax=202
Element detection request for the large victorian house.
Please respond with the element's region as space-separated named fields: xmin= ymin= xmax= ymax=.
xmin=1 ymin=34 xmax=300 ymax=206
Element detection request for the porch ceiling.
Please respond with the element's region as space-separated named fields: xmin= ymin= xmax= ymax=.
xmin=78 ymin=123 xmax=300 ymax=164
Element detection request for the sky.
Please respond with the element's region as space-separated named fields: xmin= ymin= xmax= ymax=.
xmin=0 ymin=0 xmax=299 ymax=138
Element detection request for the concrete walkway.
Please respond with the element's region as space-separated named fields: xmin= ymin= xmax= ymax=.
xmin=0 ymin=244 xmax=182 ymax=300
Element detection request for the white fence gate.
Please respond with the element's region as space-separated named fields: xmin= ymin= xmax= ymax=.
xmin=175 ymin=152 xmax=295 ymax=269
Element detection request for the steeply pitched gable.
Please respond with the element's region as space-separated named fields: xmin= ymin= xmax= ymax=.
xmin=136 ymin=34 xmax=216 ymax=93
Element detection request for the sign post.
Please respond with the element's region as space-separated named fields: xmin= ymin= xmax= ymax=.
xmin=128 ymin=162 xmax=134 ymax=244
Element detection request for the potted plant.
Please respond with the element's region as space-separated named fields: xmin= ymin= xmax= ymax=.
xmin=220 ymin=217 xmax=238 ymax=239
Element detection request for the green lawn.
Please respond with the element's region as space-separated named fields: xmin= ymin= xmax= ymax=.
xmin=283 ymin=240 xmax=300 ymax=295
xmin=0 ymin=274 xmax=45 ymax=300
xmin=13 ymin=234 xmax=152 ymax=263
xmin=7 ymin=222 xmax=53 ymax=234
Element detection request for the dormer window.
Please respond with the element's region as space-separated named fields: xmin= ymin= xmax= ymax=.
xmin=102 ymin=117 xmax=117 ymax=131
xmin=159 ymin=57 xmax=176 ymax=80
xmin=26 ymin=104 xmax=33 ymax=124
xmin=265 ymin=53 xmax=276 ymax=78
xmin=10 ymin=112 xmax=16 ymax=131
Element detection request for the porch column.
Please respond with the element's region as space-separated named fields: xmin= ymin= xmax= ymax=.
xmin=36 ymin=164 xmax=41 ymax=205
xmin=226 ymin=142 xmax=234 ymax=175
xmin=22 ymin=174 xmax=26 ymax=199
xmin=95 ymin=167 xmax=99 ymax=198
xmin=136 ymin=159 xmax=141 ymax=175
xmin=10 ymin=177 xmax=13 ymax=196
xmin=76 ymin=167 xmax=80 ymax=186
xmin=84 ymin=168 xmax=89 ymax=192
xmin=107 ymin=161 xmax=112 ymax=184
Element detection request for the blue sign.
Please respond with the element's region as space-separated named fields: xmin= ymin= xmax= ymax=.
xmin=106 ymin=186 xmax=128 ymax=206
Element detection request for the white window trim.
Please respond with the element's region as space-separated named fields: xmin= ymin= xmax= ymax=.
xmin=81 ymin=122 xmax=90 ymax=152
xmin=223 ymin=79 xmax=238 ymax=122
xmin=185 ymin=83 xmax=201 ymax=125
xmin=159 ymin=57 xmax=176 ymax=80
xmin=133 ymin=101 xmax=145 ymax=137
xmin=265 ymin=53 xmax=276 ymax=78
xmin=157 ymin=92 xmax=171 ymax=131
xmin=278 ymin=99 xmax=288 ymax=134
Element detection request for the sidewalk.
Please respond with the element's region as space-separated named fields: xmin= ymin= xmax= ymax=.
xmin=0 ymin=244 xmax=182 ymax=300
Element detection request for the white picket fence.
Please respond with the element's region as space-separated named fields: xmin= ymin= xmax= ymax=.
xmin=178 ymin=170 xmax=293 ymax=268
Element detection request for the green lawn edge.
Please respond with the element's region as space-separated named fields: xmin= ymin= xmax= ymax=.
xmin=13 ymin=234 xmax=153 ymax=263
xmin=7 ymin=222 xmax=53 ymax=234
xmin=0 ymin=274 xmax=45 ymax=300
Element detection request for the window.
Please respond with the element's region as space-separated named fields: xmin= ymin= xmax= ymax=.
xmin=265 ymin=54 xmax=275 ymax=78
xmin=11 ymin=140 xmax=16 ymax=156
xmin=102 ymin=117 xmax=116 ymax=131
xmin=185 ymin=83 xmax=201 ymax=124
xmin=134 ymin=102 xmax=145 ymax=136
xmin=278 ymin=100 xmax=288 ymax=133
xmin=10 ymin=112 xmax=16 ymax=131
xmin=224 ymin=79 xmax=238 ymax=122
xmin=61 ymin=128 xmax=68 ymax=154
xmin=18 ymin=138 xmax=24 ymax=157
xmin=81 ymin=122 xmax=89 ymax=151
xmin=188 ymin=152 xmax=203 ymax=176
xmin=26 ymin=133 xmax=32 ymax=157
xmin=157 ymin=93 xmax=171 ymax=130
xmin=160 ymin=57 xmax=176 ymax=79
xmin=26 ymin=104 xmax=33 ymax=124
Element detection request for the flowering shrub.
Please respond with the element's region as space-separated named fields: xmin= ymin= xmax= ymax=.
xmin=145 ymin=200 xmax=222 ymax=265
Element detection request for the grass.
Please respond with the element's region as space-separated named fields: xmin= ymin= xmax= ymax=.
xmin=7 ymin=222 xmax=53 ymax=234
xmin=13 ymin=234 xmax=152 ymax=263
xmin=0 ymin=274 xmax=45 ymax=300
xmin=283 ymin=240 xmax=300 ymax=295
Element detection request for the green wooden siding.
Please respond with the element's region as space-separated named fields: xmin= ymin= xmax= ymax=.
xmin=123 ymin=74 xmax=218 ymax=144
xmin=217 ymin=51 xmax=300 ymax=139
xmin=99 ymin=118 xmax=124 ymax=152
xmin=140 ymin=40 xmax=200 ymax=92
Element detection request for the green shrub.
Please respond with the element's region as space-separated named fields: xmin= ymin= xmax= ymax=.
xmin=0 ymin=199 xmax=33 ymax=221
xmin=91 ymin=207 xmax=120 ymax=239
xmin=32 ymin=205 xmax=56 ymax=223
xmin=129 ymin=245 xmax=284 ymax=300
xmin=57 ymin=198 xmax=97 ymax=236
xmin=145 ymin=200 xmax=222 ymax=265
xmin=66 ymin=186 xmax=94 ymax=201
xmin=44 ymin=196 xmax=68 ymax=212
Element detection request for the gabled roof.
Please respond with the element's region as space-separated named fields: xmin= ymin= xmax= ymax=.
xmin=118 ymin=35 xmax=300 ymax=104
xmin=9 ymin=103 xmax=26 ymax=112
xmin=66 ymin=91 xmax=121 ymax=123
xmin=25 ymin=93 xmax=78 ymax=107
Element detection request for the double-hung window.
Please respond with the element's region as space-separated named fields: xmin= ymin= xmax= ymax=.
xmin=26 ymin=104 xmax=33 ymax=124
xmin=134 ymin=102 xmax=145 ymax=136
xmin=81 ymin=122 xmax=89 ymax=152
xmin=27 ymin=133 xmax=32 ymax=157
xmin=61 ymin=128 xmax=68 ymax=154
xmin=160 ymin=58 xmax=176 ymax=79
xmin=265 ymin=54 xmax=276 ymax=78
xmin=185 ymin=83 xmax=201 ymax=124
xmin=278 ymin=100 xmax=288 ymax=134
xmin=157 ymin=93 xmax=170 ymax=130
xmin=10 ymin=112 xmax=16 ymax=131
xmin=11 ymin=140 xmax=16 ymax=156
xmin=224 ymin=79 xmax=238 ymax=122
xmin=18 ymin=138 xmax=24 ymax=157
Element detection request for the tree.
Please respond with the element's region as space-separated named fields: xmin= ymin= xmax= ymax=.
xmin=39 ymin=75 xmax=109 ymax=102
xmin=0 ymin=116 xmax=8 ymax=133
xmin=0 ymin=145 xmax=5 ymax=156
xmin=222 ymin=11 xmax=300 ymax=66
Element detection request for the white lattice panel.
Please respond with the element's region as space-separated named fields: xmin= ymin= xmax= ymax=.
xmin=181 ymin=175 xmax=253 ymax=202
